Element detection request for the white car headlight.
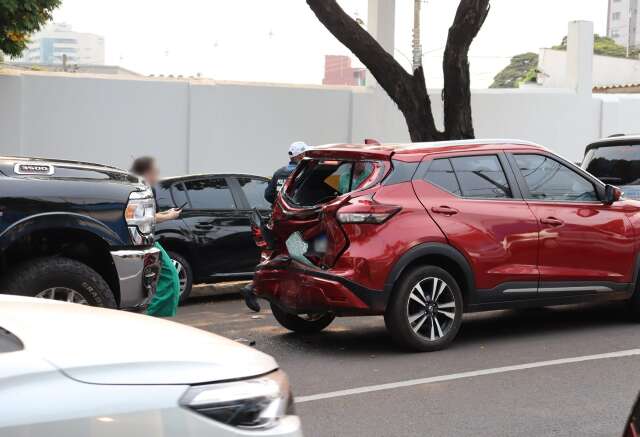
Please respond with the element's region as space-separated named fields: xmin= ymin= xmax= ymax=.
xmin=125 ymin=188 xmax=156 ymax=236
xmin=180 ymin=370 xmax=294 ymax=430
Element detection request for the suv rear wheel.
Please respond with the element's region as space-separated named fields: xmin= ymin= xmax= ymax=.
xmin=270 ymin=303 xmax=335 ymax=333
xmin=385 ymin=265 xmax=463 ymax=352
xmin=0 ymin=257 xmax=117 ymax=308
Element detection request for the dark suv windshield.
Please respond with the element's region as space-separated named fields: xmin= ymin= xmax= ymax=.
xmin=286 ymin=159 xmax=384 ymax=207
xmin=582 ymin=144 xmax=640 ymax=186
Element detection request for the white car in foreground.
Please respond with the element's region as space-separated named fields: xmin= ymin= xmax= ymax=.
xmin=0 ymin=296 xmax=303 ymax=437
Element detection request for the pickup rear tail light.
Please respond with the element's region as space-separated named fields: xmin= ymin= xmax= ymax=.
xmin=337 ymin=200 xmax=400 ymax=224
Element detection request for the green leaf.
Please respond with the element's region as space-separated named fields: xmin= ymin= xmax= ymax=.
xmin=0 ymin=0 xmax=62 ymax=57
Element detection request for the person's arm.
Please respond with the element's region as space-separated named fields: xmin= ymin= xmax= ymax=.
xmin=156 ymin=208 xmax=181 ymax=224
xmin=264 ymin=173 xmax=279 ymax=204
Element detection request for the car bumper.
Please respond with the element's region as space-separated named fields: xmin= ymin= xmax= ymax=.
xmin=252 ymin=258 xmax=387 ymax=315
xmin=0 ymin=375 xmax=304 ymax=437
xmin=110 ymin=246 xmax=161 ymax=309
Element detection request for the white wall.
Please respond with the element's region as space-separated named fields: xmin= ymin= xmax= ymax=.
xmin=539 ymin=48 xmax=640 ymax=88
xmin=1 ymin=68 xmax=640 ymax=177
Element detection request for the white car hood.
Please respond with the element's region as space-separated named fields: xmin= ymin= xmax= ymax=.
xmin=0 ymin=296 xmax=277 ymax=385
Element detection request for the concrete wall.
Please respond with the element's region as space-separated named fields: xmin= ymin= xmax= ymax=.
xmin=539 ymin=48 xmax=640 ymax=88
xmin=1 ymin=68 xmax=640 ymax=177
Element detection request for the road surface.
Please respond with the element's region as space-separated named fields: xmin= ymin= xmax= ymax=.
xmin=174 ymin=287 xmax=640 ymax=437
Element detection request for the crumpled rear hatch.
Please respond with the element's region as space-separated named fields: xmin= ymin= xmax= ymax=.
xmin=264 ymin=154 xmax=392 ymax=269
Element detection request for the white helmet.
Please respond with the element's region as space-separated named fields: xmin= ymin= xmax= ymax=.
xmin=288 ymin=141 xmax=308 ymax=158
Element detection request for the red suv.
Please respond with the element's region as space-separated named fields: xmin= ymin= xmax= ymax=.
xmin=250 ymin=139 xmax=640 ymax=351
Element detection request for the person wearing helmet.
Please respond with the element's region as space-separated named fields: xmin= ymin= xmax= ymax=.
xmin=263 ymin=141 xmax=308 ymax=204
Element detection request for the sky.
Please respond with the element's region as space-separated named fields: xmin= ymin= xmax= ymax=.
xmin=50 ymin=0 xmax=609 ymax=88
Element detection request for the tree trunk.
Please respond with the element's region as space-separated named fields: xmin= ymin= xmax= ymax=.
xmin=307 ymin=0 xmax=490 ymax=142
xmin=443 ymin=0 xmax=490 ymax=139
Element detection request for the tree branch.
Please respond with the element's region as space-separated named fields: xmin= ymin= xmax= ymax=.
xmin=306 ymin=0 xmax=440 ymax=141
xmin=442 ymin=0 xmax=490 ymax=139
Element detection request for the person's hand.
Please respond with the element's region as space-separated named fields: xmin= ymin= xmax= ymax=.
xmin=164 ymin=208 xmax=181 ymax=220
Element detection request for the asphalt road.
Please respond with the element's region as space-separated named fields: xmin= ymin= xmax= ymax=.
xmin=174 ymin=286 xmax=640 ymax=437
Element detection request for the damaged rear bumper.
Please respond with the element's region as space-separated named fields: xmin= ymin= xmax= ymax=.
xmin=252 ymin=257 xmax=388 ymax=315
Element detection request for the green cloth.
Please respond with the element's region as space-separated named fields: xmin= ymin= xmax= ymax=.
xmin=146 ymin=242 xmax=180 ymax=317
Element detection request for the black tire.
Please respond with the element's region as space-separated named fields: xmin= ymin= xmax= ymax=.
xmin=630 ymin=283 xmax=640 ymax=320
xmin=270 ymin=303 xmax=335 ymax=333
xmin=168 ymin=251 xmax=193 ymax=304
xmin=384 ymin=265 xmax=463 ymax=352
xmin=0 ymin=257 xmax=116 ymax=308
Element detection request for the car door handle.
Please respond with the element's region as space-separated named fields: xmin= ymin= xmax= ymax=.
xmin=431 ymin=206 xmax=459 ymax=216
xmin=540 ymin=217 xmax=564 ymax=226
xmin=195 ymin=222 xmax=214 ymax=230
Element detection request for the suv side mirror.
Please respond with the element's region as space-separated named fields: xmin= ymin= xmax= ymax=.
xmin=604 ymin=184 xmax=623 ymax=205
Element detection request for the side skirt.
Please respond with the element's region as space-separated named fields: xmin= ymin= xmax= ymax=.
xmin=467 ymin=281 xmax=633 ymax=312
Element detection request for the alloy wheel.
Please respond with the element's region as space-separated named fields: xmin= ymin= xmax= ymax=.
xmin=36 ymin=287 xmax=89 ymax=305
xmin=406 ymin=277 xmax=457 ymax=341
xmin=171 ymin=258 xmax=188 ymax=296
xmin=300 ymin=313 xmax=328 ymax=322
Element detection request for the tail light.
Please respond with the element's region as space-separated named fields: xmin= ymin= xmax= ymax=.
xmin=250 ymin=209 xmax=274 ymax=250
xmin=337 ymin=199 xmax=400 ymax=224
xmin=251 ymin=223 xmax=268 ymax=248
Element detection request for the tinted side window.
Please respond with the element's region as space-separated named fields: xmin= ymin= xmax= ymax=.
xmin=237 ymin=177 xmax=270 ymax=210
xmin=172 ymin=183 xmax=189 ymax=208
xmin=424 ymin=158 xmax=461 ymax=196
xmin=184 ymin=178 xmax=236 ymax=209
xmin=450 ymin=155 xmax=512 ymax=199
xmin=154 ymin=183 xmax=175 ymax=209
xmin=582 ymin=144 xmax=640 ymax=185
xmin=514 ymin=154 xmax=598 ymax=201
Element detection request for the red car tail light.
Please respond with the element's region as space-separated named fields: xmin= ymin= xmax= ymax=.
xmin=250 ymin=209 xmax=275 ymax=250
xmin=337 ymin=199 xmax=401 ymax=224
xmin=251 ymin=224 xmax=268 ymax=248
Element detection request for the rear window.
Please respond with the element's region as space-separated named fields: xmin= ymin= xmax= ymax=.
xmin=423 ymin=155 xmax=511 ymax=199
xmin=583 ymin=144 xmax=640 ymax=186
xmin=237 ymin=177 xmax=271 ymax=210
xmin=450 ymin=155 xmax=511 ymax=199
xmin=184 ymin=178 xmax=236 ymax=209
xmin=286 ymin=159 xmax=386 ymax=207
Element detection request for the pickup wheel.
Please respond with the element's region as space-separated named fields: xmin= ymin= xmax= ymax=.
xmin=384 ymin=266 xmax=463 ymax=352
xmin=167 ymin=251 xmax=193 ymax=304
xmin=270 ymin=303 xmax=335 ymax=333
xmin=0 ymin=257 xmax=116 ymax=308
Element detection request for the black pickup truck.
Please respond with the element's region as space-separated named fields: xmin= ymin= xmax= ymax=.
xmin=0 ymin=157 xmax=161 ymax=309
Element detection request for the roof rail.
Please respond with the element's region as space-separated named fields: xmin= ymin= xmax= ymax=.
xmin=399 ymin=138 xmax=544 ymax=150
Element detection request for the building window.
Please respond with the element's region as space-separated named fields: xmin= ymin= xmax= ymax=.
xmin=53 ymin=38 xmax=77 ymax=44
xmin=612 ymin=12 xmax=622 ymax=20
xmin=55 ymin=47 xmax=77 ymax=54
